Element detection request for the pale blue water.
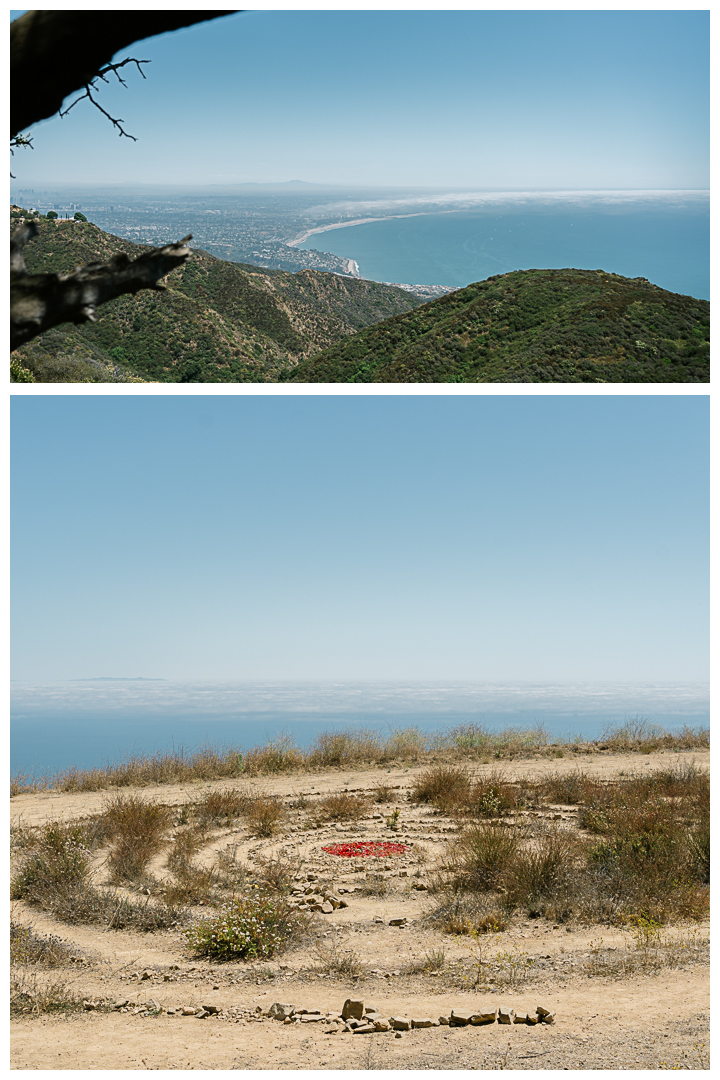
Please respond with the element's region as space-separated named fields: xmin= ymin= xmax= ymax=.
xmin=11 ymin=681 xmax=709 ymax=779
xmin=298 ymin=204 xmax=709 ymax=300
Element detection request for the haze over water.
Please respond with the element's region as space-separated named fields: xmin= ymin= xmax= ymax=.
xmin=11 ymin=680 xmax=709 ymax=778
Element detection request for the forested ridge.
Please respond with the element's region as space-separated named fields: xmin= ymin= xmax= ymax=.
xmin=287 ymin=268 xmax=710 ymax=383
xmin=9 ymin=209 xmax=422 ymax=382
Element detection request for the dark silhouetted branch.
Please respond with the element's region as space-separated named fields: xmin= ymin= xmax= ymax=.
xmin=11 ymin=222 xmax=193 ymax=351
xmin=11 ymin=10 xmax=239 ymax=139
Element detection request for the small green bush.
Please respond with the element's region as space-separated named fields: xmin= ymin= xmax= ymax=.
xmin=185 ymin=891 xmax=298 ymax=960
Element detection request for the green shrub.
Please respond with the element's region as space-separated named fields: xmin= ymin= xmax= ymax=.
xmin=185 ymin=892 xmax=299 ymax=960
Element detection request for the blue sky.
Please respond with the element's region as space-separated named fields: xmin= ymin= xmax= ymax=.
xmin=10 ymin=8 xmax=709 ymax=189
xmin=11 ymin=395 xmax=709 ymax=684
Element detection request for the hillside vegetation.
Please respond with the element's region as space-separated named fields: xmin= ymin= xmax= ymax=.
xmin=9 ymin=209 xmax=422 ymax=383
xmin=288 ymin=268 xmax=710 ymax=383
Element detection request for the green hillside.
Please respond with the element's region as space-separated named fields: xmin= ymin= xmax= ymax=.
xmin=10 ymin=209 xmax=423 ymax=383
xmin=287 ymin=268 xmax=709 ymax=383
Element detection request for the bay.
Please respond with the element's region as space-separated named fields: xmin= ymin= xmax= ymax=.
xmin=11 ymin=680 xmax=709 ymax=779
xmin=297 ymin=204 xmax=709 ymax=300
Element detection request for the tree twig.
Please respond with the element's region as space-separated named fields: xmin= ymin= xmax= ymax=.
xmin=59 ymin=58 xmax=151 ymax=141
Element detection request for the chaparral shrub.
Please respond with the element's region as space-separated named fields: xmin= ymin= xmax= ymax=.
xmin=185 ymin=891 xmax=303 ymax=960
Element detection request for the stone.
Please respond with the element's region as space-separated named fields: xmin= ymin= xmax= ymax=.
xmin=326 ymin=895 xmax=341 ymax=908
xmin=195 ymin=1009 xmax=210 ymax=1019
xmin=201 ymin=1004 xmax=220 ymax=1015
xmin=181 ymin=1006 xmax=197 ymax=1016
xmin=439 ymin=1016 xmax=450 ymax=1025
xmin=268 ymin=1002 xmax=296 ymax=1021
xmin=390 ymin=1017 xmax=411 ymax=1031
xmin=450 ymin=1010 xmax=473 ymax=1026
xmin=389 ymin=918 xmax=407 ymax=927
xmin=283 ymin=1017 xmax=292 ymax=1025
xmin=352 ymin=1023 xmax=376 ymax=1034
xmin=114 ymin=999 xmax=129 ymax=1009
xmin=498 ymin=1008 xmax=515 ymax=1025
xmin=540 ymin=1012 xmax=555 ymax=1024
xmin=372 ymin=1018 xmax=391 ymax=1032
xmin=338 ymin=899 xmax=349 ymax=908
xmin=324 ymin=1025 xmax=339 ymax=1034
xmin=411 ymin=1018 xmax=435 ymax=1028
xmin=412 ymin=882 xmax=428 ymax=891
xmin=471 ymin=1010 xmax=497 ymax=1025
xmin=514 ymin=1012 xmax=531 ymax=1024
xmin=342 ymin=999 xmax=365 ymax=1021
xmin=321 ymin=901 xmax=334 ymax=914
xmin=395 ymin=1031 xmax=403 ymax=1039
xmin=300 ymin=1012 xmax=325 ymax=1022
xmin=536 ymin=1005 xmax=552 ymax=1018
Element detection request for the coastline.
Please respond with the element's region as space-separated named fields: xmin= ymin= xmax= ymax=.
xmin=287 ymin=211 xmax=428 ymax=248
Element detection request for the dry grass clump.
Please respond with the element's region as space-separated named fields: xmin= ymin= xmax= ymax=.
xmin=11 ymin=817 xmax=186 ymax=932
xmin=10 ymin=922 xmax=78 ymax=966
xmin=10 ymin=968 xmax=86 ymax=1016
xmin=426 ymin=892 xmax=509 ymax=936
xmin=240 ymin=793 xmax=284 ymax=837
xmin=314 ymin=791 xmax=368 ymax=822
xmin=242 ymin=735 xmax=304 ymax=776
xmin=411 ymin=764 xmax=472 ymax=809
xmin=306 ymin=727 xmax=383 ymax=768
xmin=38 ymin=745 xmax=246 ymax=794
xmin=102 ymin=794 xmax=172 ymax=884
xmin=194 ymin=787 xmax=247 ymax=825
xmin=600 ymin=716 xmax=709 ymax=753
xmin=313 ymin=940 xmax=364 ymax=977
xmin=539 ymin=767 xmax=598 ymax=805
xmin=434 ymin=763 xmax=709 ymax=929
xmin=253 ymin=852 xmax=303 ymax=895
xmin=448 ymin=722 xmax=550 ymax=759
xmin=372 ymin=783 xmax=395 ymax=804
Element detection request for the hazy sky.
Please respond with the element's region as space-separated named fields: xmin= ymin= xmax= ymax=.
xmin=11 ymin=395 xmax=708 ymax=684
xmin=10 ymin=8 xmax=709 ymax=189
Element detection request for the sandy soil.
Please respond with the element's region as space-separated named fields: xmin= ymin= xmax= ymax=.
xmin=10 ymin=749 xmax=710 ymax=1070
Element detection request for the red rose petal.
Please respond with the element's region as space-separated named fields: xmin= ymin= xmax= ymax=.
xmin=321 ymin=841 xmax=408 ymax=857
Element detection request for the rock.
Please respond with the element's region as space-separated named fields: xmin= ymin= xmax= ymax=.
xmin=342 ymin=999 xmax=365 ymax=1021
xmin=352 ymin=1023 xmax=376 ymax=1034
xmin=166 ymin=1007 xmax=177 ymax=1016
xmin=390 ymin=1017 xmax=411 ymax=1031
xmin=450 ymin=1010 xmax=472 ymax=1026
xmin=498 ymin=1007 xmax=515 ymax=1024
xmin=514 ymin=1012 xmax=531 ymax=1024
xmin=195 ymin=1009 xmax=210 ymax=1019
xmin=389 ymin=918 xmax=407 ymax=927
xmin=536 ymin=1005 xmax=552 ymax=1019
xmin=395 ymin=1031 xmax=403 ymax=1039
xmin=540 ymin=1011 xmax=555 ymax=1024
xmin=82 ymin=1001 xmax=98 ymax=1010
xmin=411 ymin=1017 xmax=436 ymax=1028
xmin=114 ymin=999 xmax=129 ymax=1009
xmin=201 ymin=1004 xmax=220 ymax=1015
xmin=326 ymin=895 xmax=341 ymax=908
xmin=140 ymin=970 xmax=154 ymax=980
xmin=471 ymin=1010 xmax=497 ymax=1025
xmin=181 ymin=1006 xmax=197 ymax=1016
xmin=324 ymin=1025 xmax=339 ymax=1034
xmin=268 ymin=1002 xmax=296 ymax=1021
xmin=439 ymin=1016 xmax=450 ymax=1025
xmin=372 ymin=1018 xmax=391 ymax=1032
xmin=300 ymin=1012 xmax=325 ymax=1022
xmin=321 ymin=901 xmax=334 ymax=914
xmin=412 ymin=882 xmax=428 ymax=891
xmin=338 ymin=899 xmax=349 ymax=908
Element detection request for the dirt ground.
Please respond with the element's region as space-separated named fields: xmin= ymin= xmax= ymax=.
xmin=10 ymin=749 xmax=710 ymax=1070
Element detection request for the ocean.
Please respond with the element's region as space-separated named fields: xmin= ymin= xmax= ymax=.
xmin=11 ymin=680 xmax=709 ymax=779
xmin=296 ymin=202 xmax=709 ymax=300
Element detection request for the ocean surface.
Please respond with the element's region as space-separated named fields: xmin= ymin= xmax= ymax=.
xmin=11 ymin=681 xmax=709 ymax=779
xmin=297 ymin=202 xmax=709 ymax=300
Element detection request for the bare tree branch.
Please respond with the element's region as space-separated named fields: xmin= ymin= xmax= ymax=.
xmin=59 ymin=58 xmax=151 ymax=141
xmin=11 ymin=10 xmax=240 ymax=139
xmin=11 ymin=223 xmax=193 ymax=351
